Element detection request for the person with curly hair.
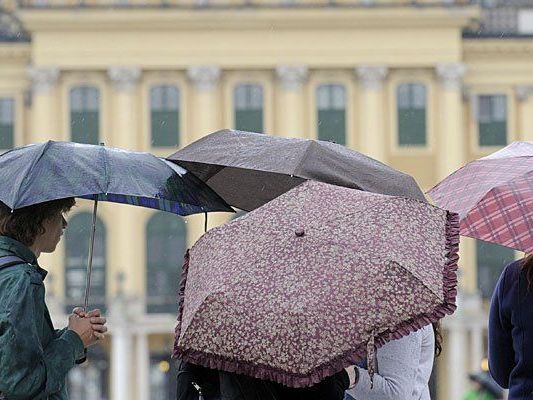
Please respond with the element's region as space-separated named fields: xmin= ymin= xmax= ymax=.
xmin=0 ymin=199 xmax=107 ymax=399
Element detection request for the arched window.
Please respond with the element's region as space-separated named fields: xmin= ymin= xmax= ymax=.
xmin=146 ymin=212 xmax=187 ymax=314
xmin=397 ymin=82 xmax=427 ymax=146
xmin=70 ymin=86 xmax=100 ymax=145
xmin=0 ymin=98 xmax=14 ymax=150
xmin=234 ymin=84 xmax=263 ymax=133
xmin=150 ymin=85 xmax=180 ymax=147
xmin=64 ymin=212 xmax=106 ymax=313
xmin=316 ymin=84 xmax=346 ymax=145
xmin=476 ymin=239 xmax=515 ymax=299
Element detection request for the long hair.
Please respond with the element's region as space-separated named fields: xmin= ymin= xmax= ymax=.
xmin=522 ymin=254 xmax=533 ymax=288
xmin=433 ymin=321 xmax=443 ymax=357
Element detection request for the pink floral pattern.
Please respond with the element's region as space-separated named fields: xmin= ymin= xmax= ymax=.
xmin=174 ymin=181 xmax=459 ymax=388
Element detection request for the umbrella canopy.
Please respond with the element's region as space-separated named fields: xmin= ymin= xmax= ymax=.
xmin=173 ymin=181 xmax=459 ymax=388
xmin=0 ymin=141 xmax=232 ymax=311
xmin=167 ymin=129 xmax=426 ymax=211
xmin=428 ymin=141 xmax=533 ymax=253
xmin=0 ymin=141 xmax=232 ymax=214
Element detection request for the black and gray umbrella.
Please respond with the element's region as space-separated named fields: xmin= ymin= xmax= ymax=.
xmin=167 ymin=129 xmax=426 ymax=211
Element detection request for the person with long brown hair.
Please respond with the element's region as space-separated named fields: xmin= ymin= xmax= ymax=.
xmin=488 ymin=254 xmax=533 ymax=399
xmin=0 ymin=199 xmax=107 ymax=399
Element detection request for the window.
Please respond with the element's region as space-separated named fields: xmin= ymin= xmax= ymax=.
xmin=150 ymin=85 xmax=180 ymax=147
xmin=478 ymin=94 xmax=507 ymax=147
xmin=64 ymin=213 xmax=106 ymax=313
xmin=316 ymin=84 xmax=346 ymax=145
xmin=70 ymin=86 xmax=100 ymax=145
xmin=397 ymin=83 xmax=427 ymax=147
xmin=146 ymin=212 xmax=187 ymax=314
xmin=0 ymin=98 xmax=14 ymax=150
xmin=476 ymin=240 xmax=515 ymax=299
xmin=234 ymin=84 xmax=263 ymax=133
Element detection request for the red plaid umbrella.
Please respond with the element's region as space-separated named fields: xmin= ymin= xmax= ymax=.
xmin=428 ymin=141 xmax=533 ymax=253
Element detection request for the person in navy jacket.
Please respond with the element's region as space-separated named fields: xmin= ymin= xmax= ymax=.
xmin=488 ymin=255 xmax=533 ymax=400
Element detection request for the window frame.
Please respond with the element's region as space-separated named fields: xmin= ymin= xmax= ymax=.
xmin=315 ymin=83 xmax=347 ymax=146
xmin=396 ymin=82 xmax=428 ymax=148
xmin=143 ymin=74 xmax=188 ymax=156
xmin=233 ymin=83 xmax=265 ymax=134
xmin=145 ymin=211 xmax=187 ymax=314
xmin=0 ymin=92 xmax=23 ymax=152
xmin=468 ymin=87 xmax=516 ymax=155
xmin=388 ymin=72 xmax=435 ymax=155
xmin=308 ymin=72 xmax=355 ymax=147
xmin=69 ymin=85 xmax=101 ymax=145
xmin=149 ymin=84 xmax=181 ymax=148
xmin=223 ymin=72 xmax=273 ymax=136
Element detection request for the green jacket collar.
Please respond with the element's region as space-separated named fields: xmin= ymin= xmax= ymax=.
xmin=0 ymin=235 xmax=47 ymax=279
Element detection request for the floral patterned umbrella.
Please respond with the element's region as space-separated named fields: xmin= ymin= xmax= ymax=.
xmin=428 ymin=141 xmax=533 ymax=253
xmin=173 ymin=181 xmax=459 ymax=388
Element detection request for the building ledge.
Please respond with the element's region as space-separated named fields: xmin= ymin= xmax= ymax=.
xmin=18 ymin=5 xmax=480 ymax=32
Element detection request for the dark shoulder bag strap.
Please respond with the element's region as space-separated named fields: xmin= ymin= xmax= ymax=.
xmin=0 ymin=255 xmax=26 ymax=270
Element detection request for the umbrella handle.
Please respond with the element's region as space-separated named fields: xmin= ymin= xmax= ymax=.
xmin=83 ymin=198 xmax=99 ymax=312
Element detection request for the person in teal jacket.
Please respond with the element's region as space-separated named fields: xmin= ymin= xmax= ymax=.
xmin=0 ymin=198 xmax=107 ymax=399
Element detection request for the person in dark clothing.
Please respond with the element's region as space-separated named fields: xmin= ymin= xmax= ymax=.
xmin=218 ymin=368 xmax=351 ymax=400
xmin=177 ymin=358 xmax=352 ymax=400
xmin=176 ymin=359 xmax=221 ymax=400
xmin=488 ymin=255 xmax=533 ymax=399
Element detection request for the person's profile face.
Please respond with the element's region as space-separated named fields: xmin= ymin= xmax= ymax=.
xmin=40 ymin=212 xmax=68 ymax=253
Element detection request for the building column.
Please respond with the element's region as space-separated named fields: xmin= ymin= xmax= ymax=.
xmin=187 ymin=65 xmax=222 ymax=140
xmin=27 ymin=66 xmax=59 ymax=143
xmin=275 ymin=65 xmax=308 ymax=139
xmin=516 ymin=85 xmax=533 ymax=141
xmin=470 ymin=326 xmax=484 ymax=372
xmin=355 ymin=65 xmax=388 ymax=162
xmin=448 ymin=324 xmax=468 ymax=400
xmin=107 ymin=67 xmax=143 ymax=297
xmin=108 ymin=66 xmax=141 ymax=149
xmin=187 ymin=65 xmax=225 ymax=239
xmin=110 ymin=296 xmax=132 ymax=400
xmin=136 ymin=333 xmax=150 ymax=400
xmin=436 ymin=63 xmax=466 ymax=180
xmin=447 ymin=290 xmax=468 ymax=400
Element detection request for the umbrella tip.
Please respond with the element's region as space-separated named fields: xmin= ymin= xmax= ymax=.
xmin=295 ymin=228 xmax=305 ymax=237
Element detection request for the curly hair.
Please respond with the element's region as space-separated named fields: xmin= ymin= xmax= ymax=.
xmin=433 ymin=321 xmax=443 ymax=357
xmin=0 ymin=198 xmax=75 ymax=246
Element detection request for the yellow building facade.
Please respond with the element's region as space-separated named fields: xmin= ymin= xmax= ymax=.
xmin=1 ymin=1 xmax=532 ymax=398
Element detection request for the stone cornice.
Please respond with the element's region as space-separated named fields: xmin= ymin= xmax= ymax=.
xmin=0 ymin=43 xmax=31 ymax=61
xmin=464 ymin=39 xmax=533 ymax=58
xmin=18 ymin=6 xmax=479 ymax=32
